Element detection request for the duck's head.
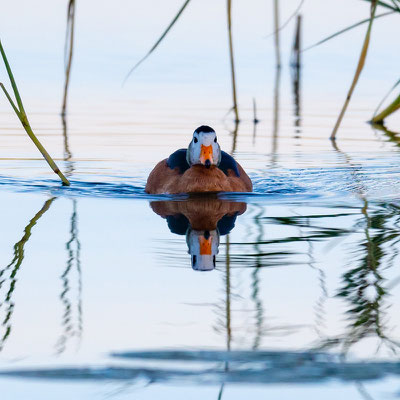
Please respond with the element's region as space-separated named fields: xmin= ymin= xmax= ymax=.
xmin=187 ymin=125 xmax=221 ymax=169
xmin=186 ymin=228 xmax=219 ymax=271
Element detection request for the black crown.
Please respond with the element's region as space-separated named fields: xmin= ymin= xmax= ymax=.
xmin=194 ymin=125 xmax=215 ymax=134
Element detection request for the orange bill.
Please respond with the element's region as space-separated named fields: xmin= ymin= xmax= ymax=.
xmin=199 ymin=236 xmax=212 ymax=255
xmin=200 ymin=144 xmax=213 ymax=165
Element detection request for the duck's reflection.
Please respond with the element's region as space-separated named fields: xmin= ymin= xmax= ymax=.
xmin=150 ymin=198 xmax=246 ymax=271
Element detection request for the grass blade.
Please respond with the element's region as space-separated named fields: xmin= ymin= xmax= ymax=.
xmin=330 ymin=0 xmax=378 ymax=140
xmin=0 ymin=40 xmax=70 ymax=185
xmin=123 ymin=0 xmax=192 ymax=84
xmin=0 ymin=83 xmax=20 ymax=116
xmin=303 ymin=11 xmax=393 ymax=52
xmin=373 ymin=78 xmax=400 ymax=118
xmin=372 ymin=94 xmax=400 ymax=123
xmin=0 ymin=40 xmax=25 ymax=115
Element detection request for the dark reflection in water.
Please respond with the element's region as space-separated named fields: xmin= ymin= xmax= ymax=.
xmin=317 ymin=200 xmax=400 ymax=356
xmin=291 ymin=14 xmax=302 ymax=137
xmin=372 ymin=122 xmax=400 ymax=148
xmin=150 ymin=197 xmax=246 ymax=271
xmin=0 ymin=109 xmax=83 ymax=353
xmin=56 ymin=199 xmax=83 ymax=354
xmin=213 ymin=198 xmax=400 ymax=356
xmin=0 ymin=197 xmax=55 ymax=351
xmin=56 ymin=109 xmax=83 ymax=354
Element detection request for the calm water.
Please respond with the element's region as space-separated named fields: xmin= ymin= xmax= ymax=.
xmin=1 ymin=0 xmax=400 ymax=399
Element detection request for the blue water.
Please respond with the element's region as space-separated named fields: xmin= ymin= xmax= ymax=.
xmin=1 ymin=0 xmax=400 ymax=398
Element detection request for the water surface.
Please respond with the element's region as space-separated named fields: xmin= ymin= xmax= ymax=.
xmin=1 ymin=1 xmax=400 ymax=398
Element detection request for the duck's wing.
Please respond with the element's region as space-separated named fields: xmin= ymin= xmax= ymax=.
xmin=166 ymin=149 xmax=190 ymax=174
xmin=217 ymin=213 xmax=239 ymax=235
xmin=219 ymin=151 xmax=240 ymax=177
xmin=166 ymin=214 xmax=189 ymax=235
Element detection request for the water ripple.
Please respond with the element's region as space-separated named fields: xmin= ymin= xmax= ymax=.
xmin=0 ymin=162 xmax=399 ymax=202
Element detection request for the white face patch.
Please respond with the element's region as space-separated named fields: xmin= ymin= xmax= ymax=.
xmin=187 ymin=130 xmax=221 ymax=166
xmin=186 ymin=229 xmax=219 ymax=271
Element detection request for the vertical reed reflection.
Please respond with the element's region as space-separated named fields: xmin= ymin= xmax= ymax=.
xmin=333 ymin=198 xmax=400 ymax=355
xmin=0 ymin=198 xmax=55 ymax=351
xmin=62 ymin=114 xmax=74 ymax=175
xmin=291 ymin=15 xmax=302 ymax=137
xmin=217 ymin=384 xmax=225 ymax=400
xmin=225 ymin=235 xmax=232 ymax=354
xmin=56 ymin=199 xmax=82 ymax=354
xmin=319 ymin=141 xmax=400 ymax=355
xmin=251 ymin=206 xmax=265 ymax=350
xmin=61 ymin=0 xmax=76 ymax=116
xmin=356 ymin=382 xmax=376 ymax=400
xmin=56 ymin=107 xmax=83 ymax=354
xmin=271 ymin=65 xmax=281 ymax=163
xmin=230 ymin=120 xmax=239 ymax=154
xmin=271 ymin=0 xmax=281 ymax=164
xmin=252 ymin=98 xmax=259 ymax=145
xmin=371 ymin=122 xmax=400 ymax=148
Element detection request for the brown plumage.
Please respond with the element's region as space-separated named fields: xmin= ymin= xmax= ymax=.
xmin=145 ymin=160 xmax=252 ymax=194
xmin=151 ymin=198 xmax=247 ymax=231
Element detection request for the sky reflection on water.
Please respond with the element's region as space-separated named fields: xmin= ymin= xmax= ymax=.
xmin=1 ymin=0 xmax=400 ymax=398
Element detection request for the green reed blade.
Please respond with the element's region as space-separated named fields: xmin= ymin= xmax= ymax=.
xmin=0 ymin=40 xmax=70 ymax=186
xmin=330 ymin=0 xmax=378 ymax=140
xmin=0 ymin=83 xmax=20 ymax=116
xmin=372 ymin=94 xmax=400 ymax=123
xmin=0 ymin=40 xmax=25 ymax=115
xmin=303 ymin=11 xmax=394 ymax=52
xmin=373 ymin=78 xmax=400 ymax=119
xmin=123 ymin=0 xmax=192 ymax=84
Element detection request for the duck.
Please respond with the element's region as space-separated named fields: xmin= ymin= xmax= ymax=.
xmin=145 ymin=125 xmax=252 ymax=194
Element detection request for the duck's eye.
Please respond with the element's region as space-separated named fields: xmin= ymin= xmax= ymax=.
xmin=194 ymin=137 xmax=198 ymax=143
xmin=214 ymin=137 xmax=217 ymax=143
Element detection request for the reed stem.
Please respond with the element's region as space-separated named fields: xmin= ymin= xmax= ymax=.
xmin=62 ymin=0 xmax=76 ymax=117
xmin=273 ymin=0 xmax=281 ymax=68
xmin=227 ymin=0 xmax=239 ymax=123
xmin=330 ymin=0 xmax=378 ymax=140
xmin=0 ymin=40 xmax=70 ymax=185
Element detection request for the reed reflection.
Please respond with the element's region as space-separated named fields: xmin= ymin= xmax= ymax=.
xmin=315 ymin=200 xmax=400 ymax=356
xmin=56 ymin=199 xmax=83 ymax=354
xmin=56 ymin=107 xmax=83 ymax=354
xmin=0 ymin=197 xmax=55 ymax=351
xmin=311 ymin=140 xmax=400 ymax=355
xmin=291 ymin=14 xmax=302 ymax=137
xmin=372 ymin=121 xmax=400 ymax=148
xmin=150 ymin=197 xmax=246 ymax=271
